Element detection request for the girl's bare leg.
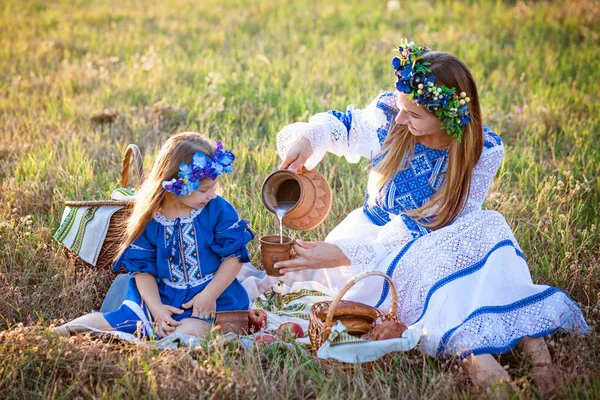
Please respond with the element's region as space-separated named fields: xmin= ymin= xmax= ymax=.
xmin=54 ymin=313 xmax=112 ymax=336
xmin=519 ymin=337 xmax=556 ymax=394
xmin=463 ymin=354 xmax=511 ymax=389
xmin=173 ymin=318 xmax=212 ymax=337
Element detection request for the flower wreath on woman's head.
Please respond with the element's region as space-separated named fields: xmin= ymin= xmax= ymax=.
xmin=392 ymin=40 xmax=472 ymax=142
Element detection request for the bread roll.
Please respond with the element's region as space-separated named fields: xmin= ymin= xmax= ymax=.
xmin=369 ymin=320 xmax=408 ymax=340
xmin=335 ymin=316 xmax=374 ymax=335
xmin=316 ymin=301 xmax=378 ymax=323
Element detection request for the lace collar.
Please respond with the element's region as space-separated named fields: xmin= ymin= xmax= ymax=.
xmin=153 ymin=207 xmax=204 ymax=226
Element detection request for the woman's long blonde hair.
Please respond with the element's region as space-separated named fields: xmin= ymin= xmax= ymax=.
xmin=115 ymin=132 xmax=216 ymax=261
xmin=376 ymin=51 xmax=483 ymax=230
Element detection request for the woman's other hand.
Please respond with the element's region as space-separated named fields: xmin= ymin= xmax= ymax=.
xmin=274 ymin=239 xmax=350 ymax=274
xmin=278 ymin=137 xmax=313 ymax=173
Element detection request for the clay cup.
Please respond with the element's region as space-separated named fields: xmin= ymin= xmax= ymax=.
xmin=260 ymin=235 xmax=296 ymax=276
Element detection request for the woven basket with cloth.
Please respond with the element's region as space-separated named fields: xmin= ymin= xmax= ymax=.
xmin=308 ymin=271 xmax=420 ymax=368
xmin=54 ymin=144 xmax=145 ymax=270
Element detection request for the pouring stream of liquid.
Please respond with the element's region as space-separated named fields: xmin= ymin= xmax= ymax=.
xmin=274 ymin=201 xmax=296 ymax=243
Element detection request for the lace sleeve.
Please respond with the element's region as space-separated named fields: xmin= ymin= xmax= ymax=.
xmin=276 ymin=92 xmax=394 ymax=170
xmin=461 ymin=128 xmax=505 ymax=215
xmin=333 ymin=213 xmax=414 ymax=274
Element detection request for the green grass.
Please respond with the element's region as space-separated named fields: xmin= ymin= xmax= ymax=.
xmin=0 ymin=0 xmax=599 ymax=398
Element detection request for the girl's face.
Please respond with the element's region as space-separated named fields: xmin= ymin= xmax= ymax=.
xmin=180 ymin=178 xmax=218 ymax=210
xmin=395 ymin=93 xmax=445 ymax=138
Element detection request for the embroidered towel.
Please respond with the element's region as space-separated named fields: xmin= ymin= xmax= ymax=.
xmin=54 ymin=205 xmax=123 ymax=266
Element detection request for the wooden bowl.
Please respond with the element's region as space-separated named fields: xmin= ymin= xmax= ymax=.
xmin=214 ymin=311 xmax=249 ymax=335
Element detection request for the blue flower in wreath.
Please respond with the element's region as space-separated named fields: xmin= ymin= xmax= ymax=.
xmin=400 ymin=63 xmax=413 ymax=81
xmin=425 ymin=100 xmax=442 ymax=112
xmin=440 ymin=94 xmax=451 ymax=108
xmin=212 ymin=150 xmax=235 ymax=171
xmin=162 ymin=178 xmax=187 ymax=196
xmin=178 ymin=162 xmax=192 ymax=178
xmin=192 ymin=152 xmax=210 ymax=169
xmin=395 ymin=78 xmax=411 ymax=93
xmin=460 ymin=114 xmax=472 ymax=125
xmin=458 ymin=104 xmax=470 ymax=118
xmin=202 ymin=162 xmax=218 ymax=180
xmin=409 ymin=72 xmax=427 ymax=90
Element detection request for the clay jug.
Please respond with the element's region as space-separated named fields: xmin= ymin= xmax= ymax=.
xmin=261 ymin=167 xmax=332 ymax=231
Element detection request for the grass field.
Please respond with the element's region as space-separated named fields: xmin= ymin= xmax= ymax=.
xmin=1 ymin=0 xmax=599 ymax=398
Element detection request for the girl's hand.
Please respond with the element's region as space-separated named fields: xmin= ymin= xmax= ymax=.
xmin=278 ymin=136 xmax=313 ymax=173
xmin=274 ymin=239 xmax=351 ymax=274
xmin=148 ymin=303 xmax=183 ymax=338
xmin=182 ymin=290 xmax=217 ymax=320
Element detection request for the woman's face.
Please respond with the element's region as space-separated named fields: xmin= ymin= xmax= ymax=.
xmin=395 ymin=93 xmax=445 ymax=138
xmin=180 ymin=178 xmax=218 ymax=210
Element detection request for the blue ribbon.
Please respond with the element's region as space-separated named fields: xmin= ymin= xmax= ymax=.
xmin=166 ymin=218 xmax=182 ymax=267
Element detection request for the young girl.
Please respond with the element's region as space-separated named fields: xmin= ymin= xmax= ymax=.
xmin=57 ymin=132 xmax=254 ymax=339
xmin=239 ymin=41 xmax=588 ymax=392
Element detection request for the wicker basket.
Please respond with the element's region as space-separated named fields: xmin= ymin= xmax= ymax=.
xmin=63 ymin=144 xmax=145 ymax=270
xmin=308 ymin=271 xmax=399 ymax=369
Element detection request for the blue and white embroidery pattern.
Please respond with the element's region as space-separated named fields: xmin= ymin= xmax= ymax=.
xmin=483 ymin=126 xmax=502 ymax=149
xmin=364 ymin=143 xmax=448 ymax=237
xmin=375 ymin=92 xmax=397 ymax=145
xmin=164 ymin=221 xmax=202 ymax=282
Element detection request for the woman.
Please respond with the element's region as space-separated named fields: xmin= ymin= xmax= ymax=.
xmin=239 ymin=42 xmax=588 ymax=391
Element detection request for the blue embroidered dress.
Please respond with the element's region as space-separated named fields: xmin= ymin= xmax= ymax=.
xmin=240 ymin=91 xmax=588 ymax=358
xmin=105 ymin=196 xmax=253 ymax=337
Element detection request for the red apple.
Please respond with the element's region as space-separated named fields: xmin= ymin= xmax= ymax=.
xmin=254 ymin=333 xmax=276 ymax=347
xmin=248 ymin=309 xmax=267 ymax=332
xmin=276 ymin=322 xmax=305 ymax=341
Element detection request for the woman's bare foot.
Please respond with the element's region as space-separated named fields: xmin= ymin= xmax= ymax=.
xmin=463 ymin=354 xmax=511 ymax=389
xmin=519 ymin=337 xmax=557 ymax=395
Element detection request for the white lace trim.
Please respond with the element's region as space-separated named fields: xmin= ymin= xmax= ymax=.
xmin=276 ymin=93 xmax=387 ymax=170
xmin=153 ymin=207 xmax=204 ymax=226
xmin=441 ymin=289 xmax=588 ymax=357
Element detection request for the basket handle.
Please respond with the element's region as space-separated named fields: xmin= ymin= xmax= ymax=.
xmin=323 ymin=271 xmax=398 ymax=339
xmin=121 ymin=144 xmax=145 ymax=188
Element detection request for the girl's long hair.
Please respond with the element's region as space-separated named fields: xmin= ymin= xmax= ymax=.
xmin=115 ymin=132 xmax=216 ymax=261
xmin=375 ymin=51 xmax=484 ymax=230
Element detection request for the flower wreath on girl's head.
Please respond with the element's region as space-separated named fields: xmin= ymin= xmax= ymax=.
xmin=392 ymin=40 xmax=472 ymax=142
xmin=162 ymin=141 xmax=235 ymax=197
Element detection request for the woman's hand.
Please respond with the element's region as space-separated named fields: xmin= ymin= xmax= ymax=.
xmin=147 ymin=303 xmax=183 ymax=338
xmin=278 ymin=136 xmax=313 ymax=173
xmin=182 ymin=290 xmax=217 ymax=320
xmin=274 ymin=239 xmax=351 ymax=274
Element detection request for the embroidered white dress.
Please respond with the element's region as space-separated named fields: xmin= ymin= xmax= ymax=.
xmin=239 ymin=91 xmax=588 ymax=358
